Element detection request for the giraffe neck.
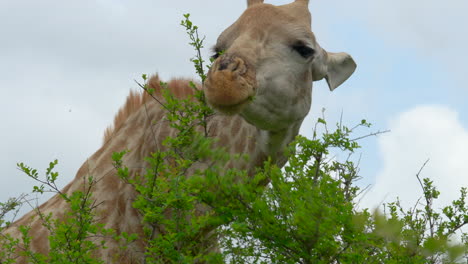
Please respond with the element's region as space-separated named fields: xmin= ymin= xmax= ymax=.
xmin=256 ymin=121 xmax=303 ymax=166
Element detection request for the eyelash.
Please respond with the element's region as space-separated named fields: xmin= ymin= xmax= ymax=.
xmin=211 ymin=47 xmax=223 ymax=60
xmin=291 ymin=42 xmax=315 ymax=58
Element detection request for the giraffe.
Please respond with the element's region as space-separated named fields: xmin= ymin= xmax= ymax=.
xmin=1 ymin=0 xmax=356 ymax=262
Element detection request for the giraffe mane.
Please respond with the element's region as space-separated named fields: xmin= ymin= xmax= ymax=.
xmin=102 ymin=75 xmax=198 ymax=144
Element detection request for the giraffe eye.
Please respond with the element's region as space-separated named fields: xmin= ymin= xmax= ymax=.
xmin=211 ymin=52 xmax=220 ymax=60
xmin=211 ymin=47 xmax=224 ymax=60
xmin=292 ymin=42 xmax=315 ymax=58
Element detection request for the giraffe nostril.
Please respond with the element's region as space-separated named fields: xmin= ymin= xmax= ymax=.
xmin=218 ymin=61 xmax=229 ymax=71
xmin=217 ymin=56 xmax=244 ymax=73
xmin=230 ymin=59 xmax=240 ymax=72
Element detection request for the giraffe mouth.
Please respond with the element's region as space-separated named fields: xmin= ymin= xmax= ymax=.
xmin=204 ymin=55 xmax=257 ymax=114
xmin=207 ymin=95 xmax=255 ymax=115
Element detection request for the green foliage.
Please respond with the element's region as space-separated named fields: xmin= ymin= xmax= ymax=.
xmin=0 ymin=161 xmax=119 ymax=263
xmin=181 ymin=13 xmax=208 ymax=83
xmin=192 ymin=120 xmax=375 ymax=263
xmin=369 ymin=172 xmax=468 ymax=264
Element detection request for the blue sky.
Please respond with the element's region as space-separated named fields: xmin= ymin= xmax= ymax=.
xmin=0 ymin=0 xmax=467 ymax=216
xmin=307 ymin=15 xmax=468 ymax=187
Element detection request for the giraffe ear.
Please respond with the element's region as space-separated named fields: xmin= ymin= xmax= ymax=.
xmin=312 ymin=52 xmax=356 ymax=91
xmin=324 ymin=52 xmax=356 ymax=91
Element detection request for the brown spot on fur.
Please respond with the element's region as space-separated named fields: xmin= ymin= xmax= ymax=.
xmin=218 ymin=133 xmax=229 ymax=147
xmin=117 ymin=195 xmax=126 ymax=217
xmin=208 ymin=121 xmax=219 ymax=137
xmin=235 ymin=128 xmax=247 ymax=153
xmin=102 ymin=173 xmax=119 ymax=193
xmin=34 ymin=234 xmax=49 ymax=254
xmin=231 ymin=117 xmax=242 ymax=133
xmin=221 ymin=116 xmax=231 ymax=127
xmin=248 ymin=136 xmax=256 ymax=154
xmin=103 ymin=75 xmax=199 ymax=144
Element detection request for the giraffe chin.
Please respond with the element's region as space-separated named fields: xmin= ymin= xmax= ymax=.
xmin=208 ymin=96 xmax=254 ymax=115
xmin=204 ymin=67 xmax=256 ymax=115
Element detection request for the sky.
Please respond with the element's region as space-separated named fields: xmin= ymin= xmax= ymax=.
xmin=0 ymin=0 xmax=467 ymax=220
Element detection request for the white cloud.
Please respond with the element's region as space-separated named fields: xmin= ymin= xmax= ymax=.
xmin=361 ymin=105 xmax=468 ymax=211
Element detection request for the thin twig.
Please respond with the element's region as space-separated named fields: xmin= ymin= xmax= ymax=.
xmin=351 ymin=130 xmax=391 ymax=141
xmin=415 ymin=159 xmax=433 ymax=237
xmin=134 ymin=80 xmax=171 ymax=112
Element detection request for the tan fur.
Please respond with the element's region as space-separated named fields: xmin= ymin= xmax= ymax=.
xmin=103 ymin=76 xmax=197 ymax=143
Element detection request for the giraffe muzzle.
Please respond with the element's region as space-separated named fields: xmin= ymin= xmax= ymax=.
xmin=204 ymin=55 xmax=256 ymax=114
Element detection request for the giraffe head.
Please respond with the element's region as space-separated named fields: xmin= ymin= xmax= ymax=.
xmin=204 ymin=0 xmax=356 ymax=131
